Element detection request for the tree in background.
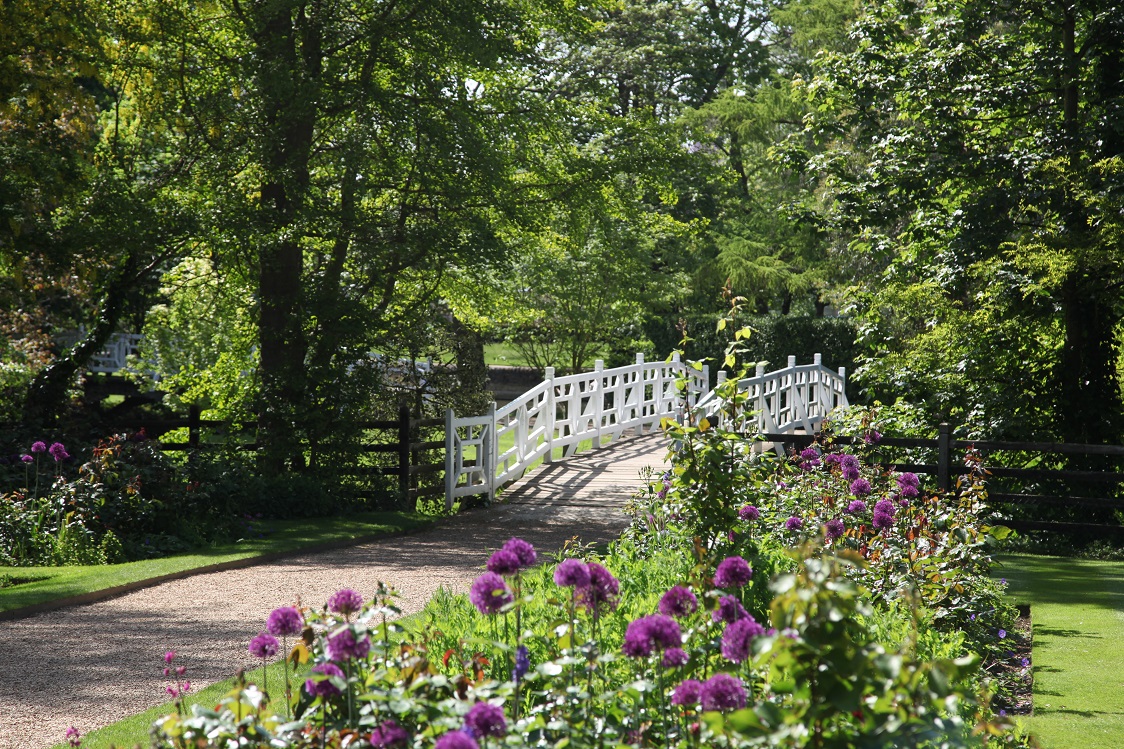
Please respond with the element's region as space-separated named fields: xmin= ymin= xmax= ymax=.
xmin=794 ymin=0 xmax=1124 ymax=441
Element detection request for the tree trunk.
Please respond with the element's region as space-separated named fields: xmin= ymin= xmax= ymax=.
xmin=448 ymin=312 xmax=493 ymax=414
xmin=1058 ymin=271 xmax=1122 ymax=443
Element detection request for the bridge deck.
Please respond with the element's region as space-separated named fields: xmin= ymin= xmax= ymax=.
xmin=499 ymin=432 xmax=671 ymax=510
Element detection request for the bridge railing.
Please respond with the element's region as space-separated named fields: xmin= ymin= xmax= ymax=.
xmin=443 ymin=353 xmax=708 ymax=509
xmin=692 ymin=353 xmax=848 ymax=452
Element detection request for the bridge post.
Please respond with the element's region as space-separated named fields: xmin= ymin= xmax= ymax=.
xmin=837 ymin=366 xmax=849 ymax=407
xmin=486 ymin=401 xmax=497 ymax=502
xmin=543 ymin=367 xmax=555 ymax=464
xmin=593 ymin=360 xmax=605 ymax=449
xmin=635 ymin=353 xmax=645 ymax=433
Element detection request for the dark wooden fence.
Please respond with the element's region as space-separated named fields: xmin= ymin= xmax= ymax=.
xmin=118 ymin=404 xmax=446 ymax=505
xmin=762 ymin=423 xmax=1124 ymax=537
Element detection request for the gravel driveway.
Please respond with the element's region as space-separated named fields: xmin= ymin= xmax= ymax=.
xmin=0 ymin=435 xmax=663 ymax=749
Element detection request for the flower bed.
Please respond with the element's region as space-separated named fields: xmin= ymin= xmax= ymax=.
xmin=144 ymin=418 xmax=1032 ymax=748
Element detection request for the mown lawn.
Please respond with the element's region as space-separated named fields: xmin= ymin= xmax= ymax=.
xmin=0 ymin=511 xmax=431 ymax=615
xmin=996 ymin=553 xmax=1124 ymax=748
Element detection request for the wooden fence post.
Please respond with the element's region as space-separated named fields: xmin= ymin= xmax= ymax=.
xmin=188 ymin=404 xmax=201 ymax=449
xmin=398 ymin=402 xmax=411 ymax=507
xmin=937 ymin=422 xmax=951 ymax=492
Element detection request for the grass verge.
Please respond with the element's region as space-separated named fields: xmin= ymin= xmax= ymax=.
xmin=0 ymin=511 xmax=432 ymax=616
xmin=995 ymin=553 xmax=1124 ymax=748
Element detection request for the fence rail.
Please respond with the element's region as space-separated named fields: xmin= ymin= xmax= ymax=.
xmin=760 ymin=425 xmax=1124 ymax=536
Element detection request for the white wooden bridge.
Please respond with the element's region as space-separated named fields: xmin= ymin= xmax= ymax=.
xmin=443 ymin=353 xmax=849 ymax=508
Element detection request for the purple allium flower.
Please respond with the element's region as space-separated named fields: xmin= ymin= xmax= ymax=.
xmin=799 ymin=446 xmax=820 ymax=461
xmin=840 ymin=454 xmax=859 ymax=470
xmin=464 ymin=702 xmax=507 ymax=738
xmin=897 ymin=471 xmax=920 ymax=488
xmin=327 ymin=588 xmax=364 ymax=616
xmin=825 ymin=518 xmax=846 ymax=540
xmin=305 ymin=662 xmax=344 ymax=698
xmin=846 ymin=500 xmax=867 ymax=514
xmin=823 ymin=453 xmax=842 ymax=465
xmin=900 ymin=485 xmax=919 ymax=498
xmin=326 ymin=627 xmax=371 ymax=661
xmin=248 ymin=631 xmax=279 ymax=659
xmin=553 ymin=558 xmax=590 ymax=588
xmin=469 ymin=572 xmax=513 ymax=615
xmin=659 ymin=585 xmax=699 ymax=618
xmin=712 ymin=595 xmax=749 ymax=624
xmin=267 ymin=606 xmax=304 ymax=637
xmin=502 ymin=537 xmax=537 ymax=567
xmin=662 ymin=647 xmax=689 ymax=668
xmin=700 ymin=673 xmax=748 ymax=712
xmin=785 ymin=516 xmax=803 ymax=531
xmin=486 ymin=549 xmax=521 ymax=576
xmin=370 ymin=719 xmax=409 ymax=748
xmin=30 ymin=441 xmax=47 ymax=454
xmin=874 ymin=499 xmax=896 ymax=517
xmin=435 ymin=731 xmax=478 ymax=749
xmin=850 ymin=478 xmax=872 ymax=496
xmin=1022 ymin=657 xmax=1030 ymax=668
xmin=20 ymin=454 xmax=32 ymax=464
xmin=872 ymin=512 xmax=894 ymax=530
xmin=671 ymin=678 xmax=703 ymax=706
xmin=714 ymin=556 xmax=752 ymax=588
xmin=721 ymin=616 xmax=766 ymax=663
xmin=48 ymin=442 xmax=67 ymax=461
xmin=512 ymin=645 xmax=530 ymax=681
xmin=164 ymin=651 xmax=176 ymax=665
xmin=577 ymin=562 xmax=620 ymax=615
xmin=842 ymin=465 xmax=860 ymax=481
xmin=622 ymin=614 xmax=681 ymax=657
xmin=738 ymin=504 xmax=760 ymax=521
xmin=998 ymin=629 xmax=1006 ymax=639
xmin=864 ymin=430 xmax=882 ymax=445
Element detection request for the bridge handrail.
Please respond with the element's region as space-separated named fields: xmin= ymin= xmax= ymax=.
xmin=443 ymin=352 xmax=708 ymax=508
xmin=693 ymin=353 xmax=848 ymax=442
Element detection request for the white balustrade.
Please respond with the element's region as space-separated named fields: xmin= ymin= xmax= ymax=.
xmin=443 ymin=353 xmax=708 ymax=509
xmin=57 ymin=331 xmax=145 ymax=374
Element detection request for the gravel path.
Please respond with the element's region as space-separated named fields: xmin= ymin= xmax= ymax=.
xmin=0 ymin=434 xmax=666 ymax=749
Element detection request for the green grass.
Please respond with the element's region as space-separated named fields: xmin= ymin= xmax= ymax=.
xmin=484 ymin=342 xmax=533 ymax=367
xmin=0 ymin=511 xmax=432 ymax=615
xmin=995 ymin=553 xmax=1124 ymax=748
xmin=48 ymin=659 xmax=308 ymax=749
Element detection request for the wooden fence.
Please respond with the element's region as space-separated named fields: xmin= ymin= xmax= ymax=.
xmin=762 ymin=424 xmax=1124 ymax=536
xmin=120 ymin=403 xmax=444 ymax=505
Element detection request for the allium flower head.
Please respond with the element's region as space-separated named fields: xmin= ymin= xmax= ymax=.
xmin=435 ymin=731 xmax=479 ymax=749
xmin=840 ymin=454 xmax=859 ymax=470
xmin=20 ymin=454 xmax=32 ymax=463
xmin=872 ymin=512 xmax=894 ymax=530
xmin=622 ymin=614 xmax=682 ymax=657
xmin=721 ymin=616 xmax=766 ymax=663
xmin=305 ymin=662 xmax=344 ymax=698
xmin=846 ymin=500 xmax=867 ymax=514
xmin=248 ymin=631 xmax=280 ymax=659
xmin=671 ymin=679 xmax=703 ymax=707
xmin=553 ymin=558 xmax=590 ymax=588
xmin=370 ymin=719 xmax=409 ymax=748
xmin=267 ymin=606 xmax=304 ymax=637
xmin=900 ymin=484 xmax=919 ymax=498
xmin=897 ymin=471 xmax=920 ymax=488
xmin=738 ymin=504 xmax=760 ymax=521
xmin=662 ymin=647 xmax=689 ymax=668
xmin=502 ymin=537 xmax=537 ymax=567
xmin=326 ymin=626 xmax=371 ymax=661
xmin=850 ymin=478 xmax=872 ymax=496
xmin=48 ymin=442 xmax=68 ymax=461
xmin=30 ymin=441 xmax=46 ymax=454
xmin=164 ymin=651 xmax=176 ymax=665
xmin=864 ymin=430 xmax=882 ymax=445
xmin=658 ymin=585 xmax=698 ymax=618
xmin=714 ymin=556 xmax=752 ymax=588
xmin=825 ymin=518 xmax=846 ymax=540
xmin=464 ymin=702 xmax=507 ymax=738
xmin=700 ymin=673 xmax=748 ymax=712
xmin=712 ymin=595 xmax=748 ymax=624
xmin=486 ymin=549 xmax=521 ymax=576
xmin=469 ymin=572 xmax=513 ymax=615
xmin=577 ymin=562 xmax=620 ymax=615
xmin=874 ymin=499 xmax=896 ymax=516
xmin=327 ymin=588 xmax=364 ymax=616
xmin=785 ymin=516 xmax=803 ymax=531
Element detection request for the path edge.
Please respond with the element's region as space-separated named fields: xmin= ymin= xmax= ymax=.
xmin=0 ymin=521 xmax=437 ymax=623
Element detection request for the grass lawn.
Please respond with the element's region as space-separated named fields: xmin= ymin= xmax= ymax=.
xmin=995 ymin=553 xmax=1124 ymax=748
xmin=0 ymin=511 xmax=432 ymax=616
